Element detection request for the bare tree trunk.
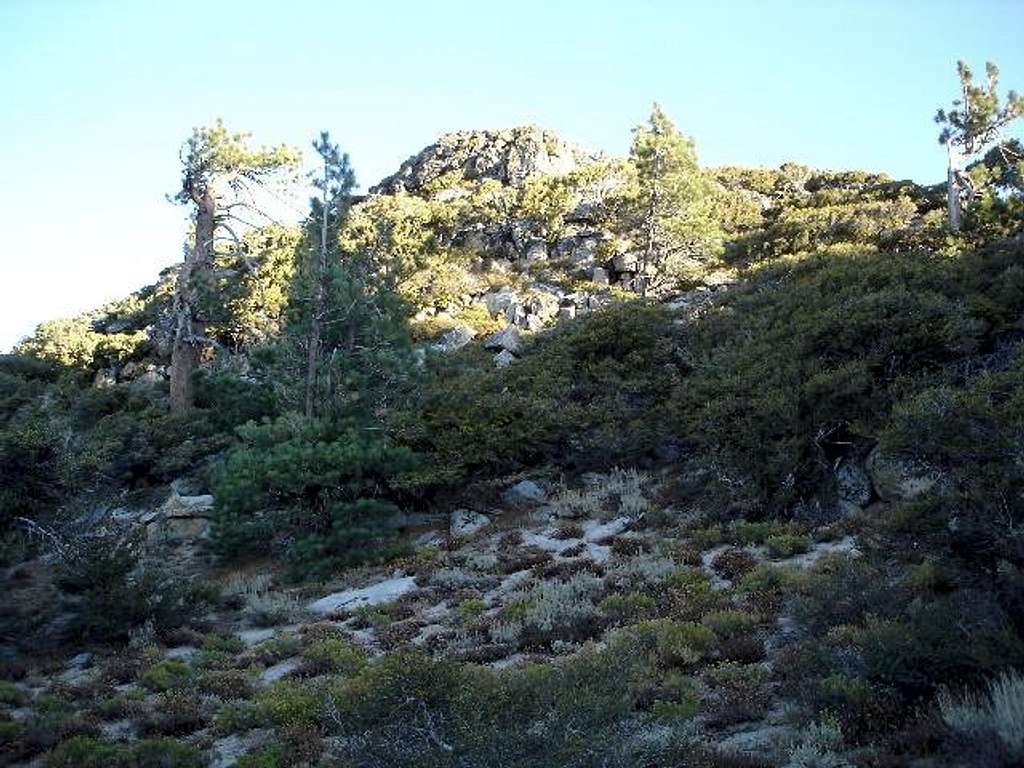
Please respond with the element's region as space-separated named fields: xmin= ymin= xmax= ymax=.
xmin=305 ymin=164 xmax=330 ymax=419
xmin=170 ymin=188 xmax=215 ymax=413
xmin=947 ymin=143 xmax=963 ymax=232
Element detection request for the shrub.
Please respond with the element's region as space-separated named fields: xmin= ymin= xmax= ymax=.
xmin=604 ymin=555 xmax=677 ymax=590
xmin=123 ymin=738 xmax=206 ymax=768
xmin=662 ymin=569 xmax=723 ymax=621
xmin=141 ymin=690 xmax=207 ymax=737
xmin=213 ymin=702 xmax=260 ymax=735
xmin=711 ymin=547 xmax=759 ymax=580
xmin=201 ymin=633 xmax=244 ymax=656
xmin=54 ymin=530 xmax=214 ymax=643
xmin=212 ymin=416 xmax=418 ymax=577
xmin=765 ymin=533 xmax=811 ymax=559
xmin=394 ymin=303 xmax=680 ymax=486
xmin=199 ymin=669 xmax=253 ymax=701
xmin=600 ymin=592 xmax=658 ymax=625
xmin=46 ymin=736 xmax=120 ymax=768
xmin=702 ymin=609 xmax=761 ymax=640
xmin=301 ymin=638 xmax=368 ymax=676
xmin=237 ymin=745 xmax=286 ymax=768
xmin=458 ymin=598 xmax=487 ymax=621
xmin=0 ymin=718 xmax=26 ymax=744
xmin=141 ymin=661 xmax=194 ymax=692
xmin=256 ymin=681 xmax=323 ymax=728
xmin=616 ymin=619 xmax=718 ymax=669
xmin=703 ymin=662 xmax=772 ymax=725
xmin=498 ymin=573 xmax=605 ymax=647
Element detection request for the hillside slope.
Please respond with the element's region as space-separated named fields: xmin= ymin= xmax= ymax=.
xmin=1 ymin=125 xmax=1023 ymax=767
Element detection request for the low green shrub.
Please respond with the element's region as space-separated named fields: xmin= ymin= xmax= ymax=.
xmin=702 ymin=609 xmax=761 ymax=640
xmin=255 ymin=680 xmax=323 ymax=728
xmin=765 ymin=532 xmax=811 ymax=558
xmin=141 ymin=660 xmax=194 ymax=692
xmin=599 ymin=592 xmax=659 ymax=625
xmin=123 ymin=738 xmax=206 ymax=768
xmin=46 ymin=736 xmax=120 ymax=768
xmin=237 ymin=745 xmax=286 ymax=768
xmin=301 ymin=637 xmax=368 ymax=676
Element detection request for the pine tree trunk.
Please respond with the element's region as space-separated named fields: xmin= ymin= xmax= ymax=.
xmin=947 ymin=168 xmax=962 ymax=231
xmin=947 ymin=143 xmax=963 ymax=232
xmin=170 ymin=188 xmax=215 ymax=413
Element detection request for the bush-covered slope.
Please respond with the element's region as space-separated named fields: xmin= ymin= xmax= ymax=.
xmin=1 ymin=121 xmax=1023 ymax=766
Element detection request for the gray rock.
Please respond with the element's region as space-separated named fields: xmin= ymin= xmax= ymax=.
xmin=865 ymin=447 xmax=941 ymax=502
xmin=835 ymin=460 xmax=872 ymax=513
xmin=522 ymin=239 xmax=548 ymax=263
xmin=556 ymin=234 xmax=602 ymax=269
xmin=484 ymin=288 xmax=518 ymax=317
xmin=527 ymin=292 xmax=560 ymax=321
xmin=67 ymin=651 xmax=94 ymax=669
xmin=165 ymin=646 xmax=198 ymax=661
xmin=260 ymin=657 xmax=300 ymax=683
xmin=431 ymin=325 xmax=476 ymax=353
xmin=237 ymin=628 xmax=277 ymax=647
xmin=483 ymin=326 xmax=522 ymax=354
xmin=592 ymin=267 xmax=610 ymax=285
xmin=506 ymin=303 xmax=528 ymax=328
xmin=162 ymin=492 xmax=214 ymax=518
xmin=450 ymin=509 xmax=491 ymax=538
xmin=308 ymin=575 xmax=419 ymax=615
xmin=503 ymin=480 xmax=546 ymax=507
xmin=558 ymin=306 xmax=576 ymax=321
xmin=494 ymin=350 xmax=516 ymax=368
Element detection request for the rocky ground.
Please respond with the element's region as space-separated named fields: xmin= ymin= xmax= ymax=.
xmin=1 ymin=463 xmax=872 ymax=767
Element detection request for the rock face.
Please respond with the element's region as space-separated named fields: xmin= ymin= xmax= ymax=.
xmin=835 ymin=460 xmax=872 ymax=515
xmin=371 ymin=126 xmax=598 ymax=195
xmin=144 ymin=489 xmax=215 ymax=542
xmin=865 ymin=447 xmax=941 ymax=502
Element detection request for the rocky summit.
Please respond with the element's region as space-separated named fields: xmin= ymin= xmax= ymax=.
xmin=370 ymin=125 xmax=600 ymax=194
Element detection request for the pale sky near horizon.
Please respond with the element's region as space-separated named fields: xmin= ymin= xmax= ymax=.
xmin=1 ymin=0 xmax=1022 ymax=351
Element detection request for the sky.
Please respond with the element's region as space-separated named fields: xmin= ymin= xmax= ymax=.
xmin=1 ymin=0 xmax=1022 ymax=351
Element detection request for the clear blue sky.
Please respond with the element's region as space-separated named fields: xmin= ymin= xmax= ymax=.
xmin=1 ymin=0 xmax=1022 ymax=351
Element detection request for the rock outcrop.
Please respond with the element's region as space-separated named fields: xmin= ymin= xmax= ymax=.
xmin=371 ymin=126 xmax=599 ymax=195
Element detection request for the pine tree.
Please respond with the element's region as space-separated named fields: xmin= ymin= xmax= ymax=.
xmin=935 ymin=61 xmax=1023 ymax=231
xmin=305 ymin=132 xmax=356 ymax=418
xmin=615 ymin=104 xmax=721 ymax=295
xmin=170 ymin=121 xmax=300 ymax=412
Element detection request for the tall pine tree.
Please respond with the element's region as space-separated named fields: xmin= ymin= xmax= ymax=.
xmin=614 ymin=104 xmax=721 ymax=295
